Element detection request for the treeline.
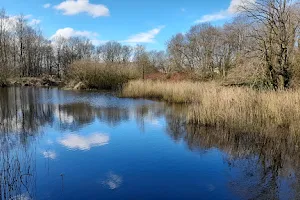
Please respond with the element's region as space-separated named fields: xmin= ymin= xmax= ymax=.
xmin=0 ymin=8 xmax=160 ymax=82
xmin=0 ymin=8 xmax=95 ymax=79
xmin=167 ymin=0 xmax=300 ymax=89
xmin=1 ymin=0 xmax=300 ymax=90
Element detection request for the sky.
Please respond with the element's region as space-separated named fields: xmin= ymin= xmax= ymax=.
xmin=0 ymin=0 xmax=247 ymax=50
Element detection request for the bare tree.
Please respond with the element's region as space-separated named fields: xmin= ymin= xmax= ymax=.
xmin=0 ymin=9 xmax=11 ymax=82
xmin=240 ymin=0 xmax=300 ymax=89
xmin=167 ymin=33 xmax=191 ymax=70
xmin=134 ymin=45 xmax=151 ymax=79
xmin=121 ymin=45 xmax=132 ymax=63
xmin=97 ymin=41 xmax=123 ymax=63
xmin=148 ymin=50 xmax=169 ymax=73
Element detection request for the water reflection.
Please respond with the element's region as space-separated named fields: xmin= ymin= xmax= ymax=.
xmin=167 ymin=121 xmax=300 ymax=199
xmin=1 ymin=87 xmax=300 ymax=199
xmin=59 ymin=133 xmax=110 ymax=151
xmin=124 ymin=102 xmax=300 ymax=199
xmin=42 ymin=150 xmax=57 ymax=159
xmin=0 ymin=89 xmax=37 ymax=199
xmin=0 ymin=87 xmax=54 ymax=136
xmin=55 ymin=103 xmax=95 ymax=130
xmin=0 ymin=133 xmax=36 ymax=199
xmin=102 ymin=172 xmax=123 ymax=190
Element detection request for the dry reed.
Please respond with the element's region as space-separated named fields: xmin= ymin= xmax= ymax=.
xmin=122 ymin=80 xmax=300 ymax=134
xmin=68 ymin=60 xmax=140 ymax=90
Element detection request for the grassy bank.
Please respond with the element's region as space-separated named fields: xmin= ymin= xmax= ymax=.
xmin=122 ymin=80 xmax=300 ymax=134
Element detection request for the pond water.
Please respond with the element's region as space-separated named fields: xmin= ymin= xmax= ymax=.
xmin=0 ymin=87 xmax=300 ymax=200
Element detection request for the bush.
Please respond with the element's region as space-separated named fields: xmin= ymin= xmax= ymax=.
xmin=223 ymin=58 xmax=271 ymax=89
xmin=0 ymin=64 xmax=13 ymax=87
xmin=0 ymin=78 xmax=7 ymax=87
xmin=67 ymin=61 xmax=140 ymax=90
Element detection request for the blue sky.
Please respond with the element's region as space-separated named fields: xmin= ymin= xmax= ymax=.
xmin=1 ymin=0 xmax=244 ymax=50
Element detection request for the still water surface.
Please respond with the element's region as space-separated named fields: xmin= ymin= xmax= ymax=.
xmin=0 ymin=87 xmax=300 ymax=200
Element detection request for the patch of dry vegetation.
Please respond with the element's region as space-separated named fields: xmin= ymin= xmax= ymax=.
xmin=122 ymin=80 xmax=208 ymax=103
xmin=0 ymin=76 xmax=7 ymax=87
xmin=122 ymin=80 xmax=300 ymax=134
xmin=188 ymin=87 xmax=300 ymax=134
xmin=68 ymin=61 xmax=140 ymax=90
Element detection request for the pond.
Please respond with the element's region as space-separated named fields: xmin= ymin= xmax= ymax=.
xmin=0 ymin=87 xmax=299 ymax=200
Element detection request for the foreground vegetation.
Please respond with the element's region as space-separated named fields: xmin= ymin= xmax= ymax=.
xmin=122 ymin=80 xmax=300 ymax=134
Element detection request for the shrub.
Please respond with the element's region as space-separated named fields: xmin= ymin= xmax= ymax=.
xmin=0 ymin=67 xmax=10 ymax=87
xmin=223 ymin=58 xmax=271 ymax=89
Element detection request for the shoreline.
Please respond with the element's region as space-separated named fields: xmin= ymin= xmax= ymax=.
xmin=2 ymin=77 xmax=64 ymax=88
xmin=4 ymin=78 xmax=300 ymax=135
xmin=121 ymin=80 xmax=300 ymax=135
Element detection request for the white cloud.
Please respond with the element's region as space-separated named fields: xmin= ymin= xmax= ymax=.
xmin=29 ymin=19 xmax=41 ymax=26
xmin=196 ymin=12 xmax=228 ymax=23
xmin=2 ymin=16 xmax=18 ymax=31
xmin=43 ymin=3 xmax=51 ymax=8
xmin=2 ymin=14 xmax=35 ymax=31
xmin=51 ymin=27 xmax=97 ymax=39
xmin=90 ymin=39 xmax=107 ymax=46
xmin=42 ymin=150 xmax=57 ymax=159
xmin=59 ymin=133 xmax=110 ymax=150
xmin=123 ymin=26 xmax=165 ymax=44
xmin=228 ymin=0 xmax=253 ymax=13
xmin=50 ymin=27 xmax=104 ymax=45
xmin=195 ymin=0 xmax=255 ymax=23
xmin=24 ymin=14 xmax=32 ymax=19
xmin=54 ymin=0 xmax=110 ymax=18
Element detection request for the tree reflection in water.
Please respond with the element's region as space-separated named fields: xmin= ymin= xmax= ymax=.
xmin=0 ymin=88 xmax=38 ymax=200
xmin=132 ymin=103 xmax=300 ymax=199
xmin=1 ymin=87 xmax=300 ymax=199
xmin=162 ymin=106 xmax=300 ymax=200
xmin=0 ymin=143 xmax=36 ymax=200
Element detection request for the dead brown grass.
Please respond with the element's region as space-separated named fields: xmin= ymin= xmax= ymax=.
xmin=122 ymin=80 xmax=207 ymax=103
xmin=122 ymin=80 xmax=300 ymax=134
xmin=68 ymin=60 xmax=140 ymax=90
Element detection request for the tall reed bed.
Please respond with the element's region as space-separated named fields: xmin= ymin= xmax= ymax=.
xmin=122 ymin=80 xmax=300 ymax=134
xmin=68 ymin=61 xmax=140 ymax=90
xmin=122 ymin=80 xmax=209 ymax=103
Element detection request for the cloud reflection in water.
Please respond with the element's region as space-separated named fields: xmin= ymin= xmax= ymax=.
xmin=102 ymin=172 xmax=123 ymax=190
xmin=42 ymin=150 xmax=57 ymax=159
xmin=59 ymin=133 xmax=109 ymax=150
xmin=10 ymin=193 xmax=31 ymax=200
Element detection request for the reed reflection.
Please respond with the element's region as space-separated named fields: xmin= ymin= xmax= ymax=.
xmin=164 ymin=108 xmax=300 ymax=200
xmin=0 ymin=126 xmax=36 ymax=199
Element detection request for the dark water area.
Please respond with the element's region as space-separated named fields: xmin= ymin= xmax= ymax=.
xmin=0 ymin=87 xmax=300 ymax=200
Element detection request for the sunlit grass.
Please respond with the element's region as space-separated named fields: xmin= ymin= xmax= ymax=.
xmin=122 ymin=80 xmax=300 ymax=134
xmin=68 ymin=61 xmax=140 ymax=90
xmin=122 ymin=80 xmax=210 ymax=103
